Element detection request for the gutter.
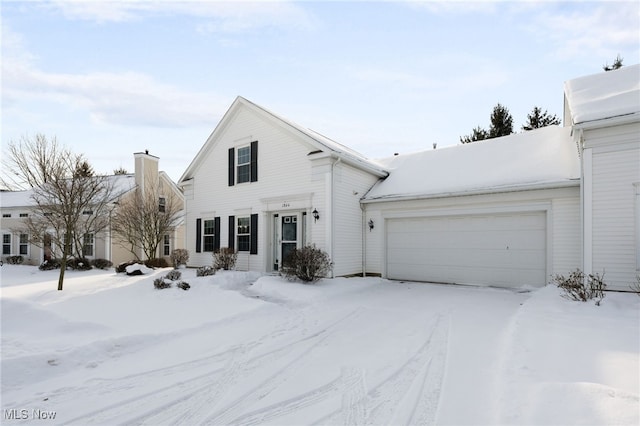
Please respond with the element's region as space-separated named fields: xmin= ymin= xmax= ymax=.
xmin=361 ymin=179 xmax=581 ymax=204
xmin=573 ymin=111 xmax=640 ymax=130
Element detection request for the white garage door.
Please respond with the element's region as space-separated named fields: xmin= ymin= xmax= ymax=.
xmin=386 ymin=212 xmax=547 ymax=288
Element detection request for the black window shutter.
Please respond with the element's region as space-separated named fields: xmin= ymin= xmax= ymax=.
xmin=228 ymin=215 xmax=235 ymax=250
xmin=250 ymin=141 xmax=258 ymax=182
xmin=250 ymin=213 xmax=258 ymax=255
xmin=214 ymin=217 xmax=221 ymax=251
xmin=228 ymin=148 xmax=235 ymax=186
xmin=195 ymin=218 xmax=202 ymax=253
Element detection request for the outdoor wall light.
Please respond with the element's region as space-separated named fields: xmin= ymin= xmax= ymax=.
xmin=368 ymin=218 xmax=374 ymax=231
xmin=312 ymin=208 xmax=320 ymax=223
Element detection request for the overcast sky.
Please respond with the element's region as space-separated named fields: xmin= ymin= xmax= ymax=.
xmin=2 ymin=0 xmax=639 ymax=183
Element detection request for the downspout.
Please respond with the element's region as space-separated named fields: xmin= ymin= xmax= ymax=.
xmin=360 ymin=199 xmax=366 ymax=277
xmin=330 ymin=156 xmax=341 ymax=278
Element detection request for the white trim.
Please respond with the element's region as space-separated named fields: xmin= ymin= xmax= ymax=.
xmin=635 ymin=182 xmax=640 ymax=272
xmin=582 ymin=148 xmax=593 ymax=275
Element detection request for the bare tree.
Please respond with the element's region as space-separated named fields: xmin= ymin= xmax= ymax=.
xmin=1 ymin=135 xmax=116 ymax=290
xmin=111 ymin=180 xmax=182 ymax=262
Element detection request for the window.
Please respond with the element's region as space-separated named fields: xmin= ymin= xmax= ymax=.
xmin=19 ymin=233 xmax=28 ymax=255
xmin=237 ymin=146 xmax=251 ymax=184
xmin=3 ymin=213 xmax=11 ymax=218
xmin=203 ymin=220 xmax=215 ymax=252
xmin=3 ymin=234 xmax=11 ymax=255
xmin=19 ymin=213 xmax=28 ymax=218
xmin=228 ymin=141 xmax=258 ymax=186
xmin=159 ymin=197 xmax=166 ymax=213
xmin=163 ymin=234 xmax=171 ymax=256
xmin=82 ymin=233 xmax=94 ymax=257
xmin=82 ymin=210 xmax=93 ymax=215
xmin=237 ymin=217 xmax=250 ymax=251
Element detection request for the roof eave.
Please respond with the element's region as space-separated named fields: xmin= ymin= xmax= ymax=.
xmin=361 ymin=179 xmax=581 ymax=204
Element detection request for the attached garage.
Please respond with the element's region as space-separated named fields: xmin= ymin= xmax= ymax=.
xmin=386 ymin=212 xmax=547 ymax=288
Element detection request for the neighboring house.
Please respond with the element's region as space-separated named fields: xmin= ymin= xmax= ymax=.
xmin=564 ymin=64 xmax=640 ymax=291
xmin=181 ymin=65 xmax=638 ymax=291
xmin=0 ymin=151 xmax=185 ymax=267
xmin=179 ymin=97 xmax=387 ymax=277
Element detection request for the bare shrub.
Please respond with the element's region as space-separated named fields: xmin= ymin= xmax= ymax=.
xmin=214 ymin=247 xmax=237 ymax=270
xmin=196 ymin=265 xmax=216 ymax=277
xmin=91 ymin=258 xmax=113 ymax=269
xmin=153 ymin=277 xmax=172 ymax=289
xmin=145 ymin=257 xmax=168 ymax=268
xmin=281 ymin=244 xmax=332 ymax=283
xmin=5 ymin=255 xmax=24 ymax=265
xmin=552 ymin=269 xmax=606 ymax=305
xmin=165 ymin=270 xmax=182 ymax=281
xmin=170 ymin=249 xmax=189 ymax=268
xmin=631 ymin=276 xmax=640 ymax=296
xmin=176 ymin=281 xmax=190 ymax=290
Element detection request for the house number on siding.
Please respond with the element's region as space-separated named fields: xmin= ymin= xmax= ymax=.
xmin=282 ymin=203 xmax=290 ymax=208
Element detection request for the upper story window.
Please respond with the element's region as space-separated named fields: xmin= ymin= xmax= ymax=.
xmin=228 ymin=141 xmax=258 ymax=186
xmin=237 ymin=146 xmax=251 ymax=184
xmin=19 ymin=213 xmax=28 ymax=217
xmin=2 ymin=213 xmax=10 ymax=218
xmin=159 ymin=197 xmax=166 ymax=213
xmin=82 ymin=210 xmax=93 ymax=215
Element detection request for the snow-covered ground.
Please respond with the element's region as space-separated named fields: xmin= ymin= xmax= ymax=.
xmin=1 ymin=265 xmax=638 ymax=425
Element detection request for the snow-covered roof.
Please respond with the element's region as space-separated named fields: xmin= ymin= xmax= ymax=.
xmin=0 ymin=174 xmax=137 ymax=208
xmin=564 ymin=64 xmax=640 ymax=125
xmin=180 ymin=96 xmax=388 ymax=183
xmin=363 ymin=125 xmax=579 ymax=202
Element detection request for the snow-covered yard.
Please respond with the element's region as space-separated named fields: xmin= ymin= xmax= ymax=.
xmin=1 ymin=265 xmax=638 ymax=425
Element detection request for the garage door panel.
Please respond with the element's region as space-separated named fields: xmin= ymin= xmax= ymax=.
xmin=386 ymin=212 xmax=547 ymax=288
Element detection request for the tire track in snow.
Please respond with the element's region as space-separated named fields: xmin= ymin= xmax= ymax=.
xmin=201 ymin=308 xmax=364 ymax=425
xmin=313 ymin=314 xmax=450 ymax=426
xmin=61 ymin=308 xmax=359 ymax=425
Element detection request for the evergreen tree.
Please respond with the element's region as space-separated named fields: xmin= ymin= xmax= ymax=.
xmin=113 ymin=167 xmax=129 ymax=175
xmin=488 ymin=103 xmax=513 ymax=138
xmin=522 ymin=106 xmax=561 ymax=131
xmin=460 ymin=126 xmax=489 ymax=144
xmin=603 ymin=54 xmax=623 ymax=71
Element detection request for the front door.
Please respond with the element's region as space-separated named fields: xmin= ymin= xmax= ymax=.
xmin=273 ymin=212 xmax=306 ymax=271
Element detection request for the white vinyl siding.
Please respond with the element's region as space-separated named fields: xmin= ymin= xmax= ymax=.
xmin=587 ymin=125 xmax=640 ymax=290
xmin=184 ymin=105 xmax=327 ymax=271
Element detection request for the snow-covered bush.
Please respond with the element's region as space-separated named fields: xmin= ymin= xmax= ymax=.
xmin=5 ymin=255 xmax=24 ymax=265
xmin=39 ymin=259 xmax=61 ymax=271
xmin=165 ymin=270 xmax=182 ymax=281
xmin=176 ymin=281 xmax=190 ymax=290
xmin=196 ymin=265 xmax=216 ymax=277
xmin=91 ymin=258 xmax=113 ymax=269
xmin=552 ymin=269 xmax=606 ymax=305
xmin=153 ymin=277 xmax=172 ymax=289
xmin=116 ymin=261 xmax=137 ymax=274
xmin=170 ymin=249 xmax=189 ymax=269
xmin=281 ymin=244 xmax=333 ymax=283
xmin=67 ymin=257 xmax=92 ymax=271
xmin=125 ymin=263 xmax=153 ymax=276
xmin=145 ymin=258 xmax=169 ymax=268
xmin=214 ymin=248 xmax=237 ymax=270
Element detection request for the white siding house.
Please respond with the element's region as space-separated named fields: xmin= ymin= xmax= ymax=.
xmin=0 ymin=152 xmax=185 ymax=267
xmin=178 ymin=97 xmax=387 ymax=277
xmin=565 ymin=64 xmax=640 ymax=291
xmin=180 ymin=65 xmax=638 ymax=291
